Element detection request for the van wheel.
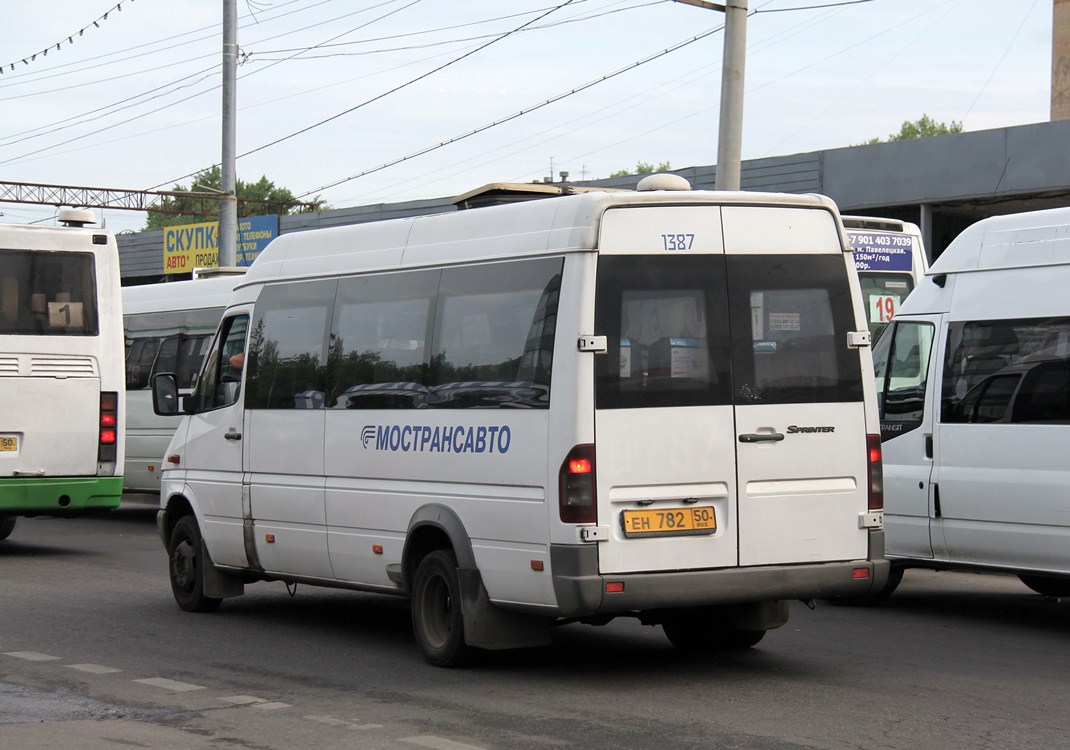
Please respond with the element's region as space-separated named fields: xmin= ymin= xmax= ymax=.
xmin=1018 ymin=574 xmax=1070 ymax=598
xmin=0 ymin=516 xmax=15 ymax=541
xmin=411 ymin=549 xmax=472 ymax=667
xmin=168 ymin=515 xmax=222 ymax=613
xmin=662 ymin=608 xmax=766 ymax=653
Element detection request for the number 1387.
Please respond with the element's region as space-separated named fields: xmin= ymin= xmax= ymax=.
xmin=661 ymin=233 xmax=695 ymax=251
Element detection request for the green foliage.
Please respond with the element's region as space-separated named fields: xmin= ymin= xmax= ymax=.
xmin=143 ymin=166 xmax=325 ymax=231
xmin=609 ymin=161 xmax=672 ymax=178
xmin=861 ymin=115 xmax=964 ymax=145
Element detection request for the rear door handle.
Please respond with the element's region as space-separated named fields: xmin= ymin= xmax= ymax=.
xmin=738 ymin=432 xmax=785 ymax=443
xmin=224 ymin=430 xmax=242 ymax=441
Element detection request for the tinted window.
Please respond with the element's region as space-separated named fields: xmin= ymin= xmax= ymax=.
xmin=429 ymin=258 xmax=562 ymax=408
xmin=728 ymin=255 xmax=863 ymax=405
xmin=859 ymin=272 xmax=914 ymax=338
xmin=595 ymin=255 xmax=733 ymax=409
xmin=190 ymin=314 xmax=248 ymax=412
xmin=125 ymin=307 xmax=221 ymax=390
xmin=328 ymin=270 xmax=437 ymax=409
xmin=246 ymin=280 xmax=336 ymax=409
xmin=0 ymin=249 xmax=98 ymax=336
xmin=943 ymin=317 xmax=1070 ymax=424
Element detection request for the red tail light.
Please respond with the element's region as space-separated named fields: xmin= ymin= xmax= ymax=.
xmin=99 ymin=391 xmax=118 ymax=462
xmin=559 ymin=444 xmax=596 ymax=524
xmin=867 ymin=434 xmax=883 ymax=511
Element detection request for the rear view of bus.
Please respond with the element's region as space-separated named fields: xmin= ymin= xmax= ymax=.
xmin=0 ymin=209 xmax=124 ymax=540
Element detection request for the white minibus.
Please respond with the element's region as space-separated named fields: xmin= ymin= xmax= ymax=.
xmin=873 ymin=206 xmax=1070 ymax=598
xmin=152 ymin=176 xmax=887 ymax=665
xmin=123 ymin=273 xmax=242 ymax=495
xmin=842 ymin=216 xmax=928 ymax=338
xmin=0 ymin=209 xmax=124 ymax=540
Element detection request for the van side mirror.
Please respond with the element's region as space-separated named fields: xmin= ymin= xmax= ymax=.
xmin=152 ymin=373 xmax=181 ymax=416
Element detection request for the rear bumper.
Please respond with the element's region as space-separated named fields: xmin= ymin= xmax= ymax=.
xmin=550 ymin=540 xmax=889 ymax=617
xmin=0 ymin=476 xmax=122 ymax=515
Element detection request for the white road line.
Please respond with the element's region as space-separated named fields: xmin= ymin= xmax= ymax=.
xmin=251 ymin=701 xmax=291 ymax=710
xmin=305 ymin=715 xmax=383 ymax=730
xmin=401 ymin=737 xmax=485 ymax=750
xmin=66 ymin=663 xmax=123 ymax=674
xmin=220 ymin=695 xmax=269 ymax=705
xmin=3 ymin=651 xmax=60 ymax=661
xmin=133 ymin=677 xmax=206 ymax=692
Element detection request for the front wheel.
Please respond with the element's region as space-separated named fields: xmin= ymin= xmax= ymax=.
xmin=168 ymin=515 xmax=222 ymax=613
xmin=411 ymin=549 xmax=473 ymax=668
xmin=662 ymin=607 xmax=766 ymax=653
xmin=0 ymin=515 xmax=15 ymax=541
xmin=1018 ymin=574 xmax=1070 ymax=598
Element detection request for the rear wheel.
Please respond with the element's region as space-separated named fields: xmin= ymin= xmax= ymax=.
xmin=1018 ymin=574 xmax=1070 ymax=598
xmin=411 ymin=549 xmax=472 ymax=668
xmin=168 ymin=515 xmax=222 ymax=613
xmin=662 ymin=607 xmax=766 ymax=653
xmin=0 ymin=515 xmax=15 ymax=541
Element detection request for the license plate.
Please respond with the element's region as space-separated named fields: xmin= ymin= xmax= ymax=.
xmin=620 ymin=506 xmax=717 ymax=538
xmin=0 ymin=436 xmax=16 ymax=452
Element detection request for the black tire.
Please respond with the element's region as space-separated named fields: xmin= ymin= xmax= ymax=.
xmin=0 ymin=515 xmax=15 ymax=541
xmin=662 ymin=607 xmax=766 ymax=653
xmin=168 ymin=515 xmax=222 ymax=613
xmin=411 ymin=549 xmax=472 ymax=668
xmin=1018 ymin=574 xmax=1070 ymax=598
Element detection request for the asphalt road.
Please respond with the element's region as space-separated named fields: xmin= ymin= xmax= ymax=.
xmin=1 ymin=504 xmax=1067 ymax=750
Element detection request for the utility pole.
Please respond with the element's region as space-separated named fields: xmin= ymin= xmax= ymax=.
xmin=671 ymin=0 xmax=748 ymax=190
xmin=220 ymin=0 xmax=238 ymax=266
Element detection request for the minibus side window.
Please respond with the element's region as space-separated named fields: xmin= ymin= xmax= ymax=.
xmin=943 ymin=317 xmax=1070 ymax=424
xmin=328 ymin=270 xmax=437 ymax=409
xmin=190 ymin=314 xmax=249 ymax=412
xmin=428 ymin=258 xmax=562 ymax=408
xmin=245 ymin=280 xmax=336 ymax=410
xmin=874 ymin=321 xmax=934 ymax=435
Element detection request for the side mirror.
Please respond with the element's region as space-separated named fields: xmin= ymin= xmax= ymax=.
xmin=152 ymin=373 xmax=181 ymax=416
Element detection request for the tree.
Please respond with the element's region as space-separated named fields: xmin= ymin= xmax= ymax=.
xmin=861 ymin=115 xmax=963 ymax=146
xmin=609 ymin=161 xmax=672 ymax=178
xmin=143 ymin=166 xmax=324 ymax=230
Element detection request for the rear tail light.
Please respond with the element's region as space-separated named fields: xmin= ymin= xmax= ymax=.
xmin=99 ymin=391 xmax=118 ymax=462
xmin=867 ymin=434 xmax=883 ymax=511
xmin=559 ymin=444 xmax=596 ymax=524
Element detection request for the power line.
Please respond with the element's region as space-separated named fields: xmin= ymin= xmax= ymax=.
xmin=1 ymin=1 xmax=137 ymax=75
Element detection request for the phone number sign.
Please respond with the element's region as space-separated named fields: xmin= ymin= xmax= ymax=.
xmin=846 ymin=230 xmax=914 ymax=272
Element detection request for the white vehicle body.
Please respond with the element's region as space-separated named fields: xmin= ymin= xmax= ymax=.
xmin=842 ymin=216 xmax=928 ymax=337
xmin=873 ymin=206 xmax=1070 ymax=597
xmin=123 ymin=275 xmax=241 ymax=494
xmin=155 ymin=181 xmax=887 ymax=664
xmin=0 ymin=210 xmax=124 ymax=534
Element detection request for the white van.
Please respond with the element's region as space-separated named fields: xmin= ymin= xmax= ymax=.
xmin=873 ymin=207 xmax=1070 ymax=598
xmin=841 ymin=216 xmax=928 ymax=338
xmin=152 ymin=177 xmax=887 ymax=666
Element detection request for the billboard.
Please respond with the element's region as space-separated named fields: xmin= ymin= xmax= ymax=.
xmin=163 ymin=214 xmax=279 ymax=274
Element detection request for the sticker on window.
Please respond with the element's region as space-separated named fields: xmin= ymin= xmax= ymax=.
xmin=768 ymin=313 xmax=800 ymax=331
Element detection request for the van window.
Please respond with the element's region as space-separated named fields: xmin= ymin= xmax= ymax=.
xmin=943 ymin=316 xmax=1070 ymax=424
xmin=328 ymin=270 xmax=437 ymax=409
xmin=595 ymin=255 xmax=733 ymax=409
xmin=429 ymin=258 xmax=562 ymax=408
xmin=873 ymin=321 xmax=935 ymax=434
xmin=858 ymin=273 xmax=914 ymax=338
xmin=0 ymin=249 xmax=98 ymax=336
xmin=190 ymin=314 xmax=249 ymax=412
xmin=727 ymin=255 xmax=863 ymax=405
xmin=246 ymin=280 xmax=336 ymax=409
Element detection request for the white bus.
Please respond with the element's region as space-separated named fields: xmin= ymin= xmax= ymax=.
xmin=123 ymin=273 xmax=243 ymax=496
xmin=842 ymin=216 xmax=928 ymax=338
xmin=0 ymin=209 xmax=124 ymax=540
xmin=151 ymin=176 xmax=887 ymax=666
xmin=873 ymin=207 xmax=1070 ymax=598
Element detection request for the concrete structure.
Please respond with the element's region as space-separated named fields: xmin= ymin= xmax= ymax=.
xmin=119 ymin=119 xmax=1070 ymax=283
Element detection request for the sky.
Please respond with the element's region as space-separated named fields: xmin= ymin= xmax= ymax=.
xmin=0 ymin=0 xmax=1054 ymax=233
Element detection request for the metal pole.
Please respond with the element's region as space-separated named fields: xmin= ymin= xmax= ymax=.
xmin=715 ymin=0 xmax=747 ymax=191
xmin=219 ymin=0 xmax=238 ymax=267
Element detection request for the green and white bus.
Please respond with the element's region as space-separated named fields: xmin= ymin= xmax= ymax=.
xmin=0 ymin=209 xmax=125 ymax=540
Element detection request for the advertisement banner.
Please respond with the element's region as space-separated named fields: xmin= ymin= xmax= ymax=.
xmin=163 ymin=214 xmax=279 ymax=274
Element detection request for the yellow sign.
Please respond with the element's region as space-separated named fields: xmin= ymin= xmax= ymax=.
xmin=163 ymin=221 xmax=219 ymax=274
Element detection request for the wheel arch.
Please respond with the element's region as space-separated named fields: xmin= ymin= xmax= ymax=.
xmin=401 ymin=504 xmax=477 ymax=593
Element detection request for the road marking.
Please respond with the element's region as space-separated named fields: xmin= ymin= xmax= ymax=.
xmin=305 ymin=715 xmax=383 ymax=730
xmin=66 ymin=663 xmax=123 ymax=674
xmin=220 ymin=695 xmax=270 ymax=705
xmin=251 ymin=701 xmax=291 ymax=710
xmin=133 ymin=677 xmax=206 ymax=692
xmin=3 ymin=651 xmax=60 ymax=661
xmin=401 ymin=737 xmax=485 ymax=750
